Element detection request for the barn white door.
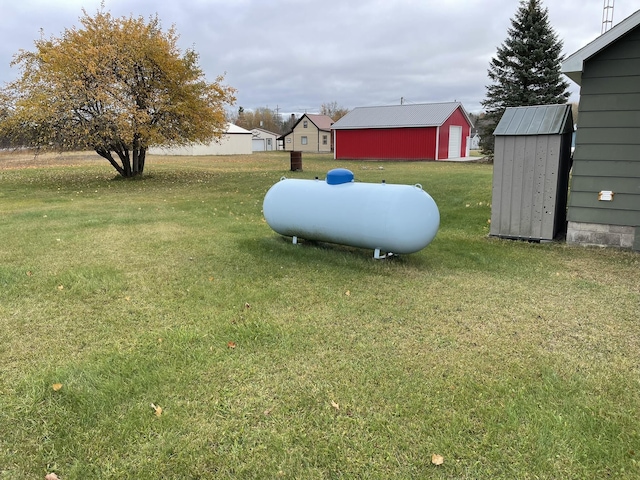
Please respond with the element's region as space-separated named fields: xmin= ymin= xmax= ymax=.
xmin=448 ymin=126 xmax=462 ymax=159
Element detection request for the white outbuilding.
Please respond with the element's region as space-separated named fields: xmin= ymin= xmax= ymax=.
xmin=148 ymin=123 xmax=252 ymax=156
xmin=251 ymin=128 xmax=280 ymax=151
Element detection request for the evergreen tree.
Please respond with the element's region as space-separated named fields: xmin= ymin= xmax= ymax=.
xmin=480 ymin=0 xmax=569 ymax=155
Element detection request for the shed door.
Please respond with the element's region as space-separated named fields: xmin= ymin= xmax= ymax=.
xmin=252 ymin=139 xmax=265 ymax=151
xmin=448 ymin=126 xmax=462 ymax=159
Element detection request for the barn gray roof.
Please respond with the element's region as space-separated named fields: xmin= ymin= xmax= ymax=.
xmin=331 ymin=102 xmax=470 ymax=129
xmin=494 ymin=104 xmax=573 ymax=136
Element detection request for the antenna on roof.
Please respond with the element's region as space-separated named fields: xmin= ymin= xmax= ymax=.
xmin=401 ymin=97 xmax=404 ymax=105
xmin=602 ymin=0 xmax=614 ymax=34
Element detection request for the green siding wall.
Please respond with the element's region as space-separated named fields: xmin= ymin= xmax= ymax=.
xmin=568 ymin=27 xmax=640 ymax=227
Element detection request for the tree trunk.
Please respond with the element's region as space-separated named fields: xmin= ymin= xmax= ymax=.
xmin=96 ymin=148 xmax=125 ymax=176
xmin=95 ymin=144 xmax=145 ymax=178
xmin=129 ymin=135 xmax=145 ymax=177
xmin=137 ymin=147 xmax=146 ymax=174
xmin=131 ymin=134 xmax=145 ymax=176
xmin=109 ymin=142 xmax=131 ymax=177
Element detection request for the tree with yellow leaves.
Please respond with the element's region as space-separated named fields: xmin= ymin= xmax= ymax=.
xmin=0 ymin=7 xmax=235 ymax=177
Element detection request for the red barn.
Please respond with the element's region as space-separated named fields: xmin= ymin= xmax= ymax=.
xmin=331 ymin=102 xmax=473 ymax=161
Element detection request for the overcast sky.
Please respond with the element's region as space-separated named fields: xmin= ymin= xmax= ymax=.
xmin=1 ymin=1 xmax=637 ymax=116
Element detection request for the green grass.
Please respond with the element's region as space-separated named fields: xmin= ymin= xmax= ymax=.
xmin=1 ymin=151 xmax=639 ymax=479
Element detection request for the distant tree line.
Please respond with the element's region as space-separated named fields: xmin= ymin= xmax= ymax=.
xmin=228 ymin=102 xmax=349 ymax=135
xmin=319 ymin=102 xmax=349 ymax=122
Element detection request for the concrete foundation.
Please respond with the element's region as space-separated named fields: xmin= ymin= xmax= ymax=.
xmin=567 ymin=222 xmax=638 ymax=251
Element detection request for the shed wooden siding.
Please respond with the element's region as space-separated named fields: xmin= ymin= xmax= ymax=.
xmin=568 ymin=27 xmax=640 ymax=227
xmin=335 ymin=127 xmax=438 ymax=160
xmin=491 ymin=134 xmax=570 ymax=240
xmin=438 ymin=107 xmax=472 ymax=159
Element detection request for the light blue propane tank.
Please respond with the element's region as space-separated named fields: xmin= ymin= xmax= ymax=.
xmin=262 ymin=168 xmax=440 ymax=256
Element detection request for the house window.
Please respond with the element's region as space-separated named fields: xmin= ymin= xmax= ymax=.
xmin=301 ymin=136 xmax=308 ymax=145
xmin=287 ymin=138 xmax=292 ymax=143
xmin=322 ymin=135 xmax=327 ymax=145
xmin=303 ymin=121 xmax=308 ymax=128
xmin=267 ymin=139 xmax=271 ymax=146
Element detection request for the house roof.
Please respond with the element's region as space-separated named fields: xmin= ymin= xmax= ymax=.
xmin=251 ymin=127 xmax=279 ymax=136
xmin=562 ymin=9 xmax=640 ymax=85
xmin=330 ymin=102 xmax=471 ymax=130
xmin=304 ymin=114 xmax=334 ymax=131
xmin=494 ymin=104 xmax=573 ymax=136
xmin=278 ymin=113 xmax=334 ymax=139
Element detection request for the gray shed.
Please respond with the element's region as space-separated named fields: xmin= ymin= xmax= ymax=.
xmin=490 ymin=104 xmax=574 ymax=242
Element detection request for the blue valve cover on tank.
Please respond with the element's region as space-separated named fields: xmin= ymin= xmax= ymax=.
xmin=326 ymin=168 xmax=354 ymax=185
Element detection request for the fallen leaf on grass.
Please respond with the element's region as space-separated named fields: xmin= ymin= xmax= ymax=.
xmin=52 ymin=383 xmax=63 ymax=392
xmin=245 ymin=302 xmax=251 ymax=309
xmin=45 ymin=473 xmax=59 ymax=480
xmin=150 ymin=403 xmax=163 ymax=417
xmin=331 ymin=400 xmax=340 ymax=411
xmin=431 ymin=453 xmax=444 ymax=466
xmin=227 ymin=341 xmax=236 ymax=349
xmin=26 ymin=271 xmax=33 ymax=277
xmin=345 ymin=290 xmax=351 ymax=297
xmin=57 ymin=285 xmax=64 ymax=290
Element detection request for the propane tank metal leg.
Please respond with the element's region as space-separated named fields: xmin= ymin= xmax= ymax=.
xmin=374 ymin=249 xmax=395 ymax=259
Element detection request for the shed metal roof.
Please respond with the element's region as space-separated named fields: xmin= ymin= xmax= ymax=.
xmin=331 ymin=102 xmax=470 ymax=130
xmin=494 ymin=104 xmax=573 ymax=136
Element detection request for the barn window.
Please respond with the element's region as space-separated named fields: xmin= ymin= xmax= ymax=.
xmin=303 ymin=121 xmax=308 ymax=128
xmin=301 ymin=136 xmax=308 ymax=145
xmin=322 ymin=135 xmax=327 ymax=145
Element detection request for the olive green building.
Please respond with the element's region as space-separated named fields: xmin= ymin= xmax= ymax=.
xmin=562 ymin=10 xmax=640 ymax=251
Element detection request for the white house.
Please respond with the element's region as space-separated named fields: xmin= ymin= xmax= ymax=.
xmin=148 ymin=123 xmax=252 ymax=156
xmin=470 ymin=132 xmax=480 ymax=150
xmin=251 ymin=128 xmax=280 ymax=151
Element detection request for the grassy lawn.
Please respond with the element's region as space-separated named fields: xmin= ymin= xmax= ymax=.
xmin=1 ymin=150 xmax=638 ymax=479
